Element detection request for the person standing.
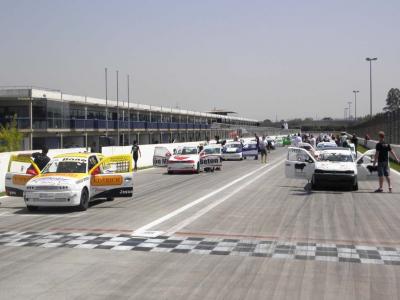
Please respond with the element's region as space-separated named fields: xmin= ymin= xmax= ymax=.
xmin=351 ymin=133 xmax=359 ymax=157
xmin=373 ymin=131 xmax=400 ymax=193
xmin=131 ymin=140 xmax=141 ymax=171
xmin=259 ymin=136 xmax=267 ymax=164
xmin=310 ymin=135 xmax=316 ymax=149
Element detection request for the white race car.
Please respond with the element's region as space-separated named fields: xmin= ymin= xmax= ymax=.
xmin=5 ymin=153 xmax=134 ymax=211
xmin=285 ymin=147 xmax=379 ymax=190
xmin=153 ymin=145 xmax=222 ymax=174
xmin=316 ymin=141 xmax=338 ymax=150
xmin=221 ymin=142 xmax=243 ymax=160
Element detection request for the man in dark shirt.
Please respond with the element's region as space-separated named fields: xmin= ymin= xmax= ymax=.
xmin=32 ymin=146 xmax=50 ymax=171
xmin=373 ymin=131 xmax=399 ymax=193
xmin=351 ymin=133 xmax=358 ymax=158
xmin=131 ymin=140 xmax=141 ymax=171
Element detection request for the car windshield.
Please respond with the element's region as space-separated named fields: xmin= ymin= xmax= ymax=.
xmin=317 ymin=143 xmax=337 ymax=150
xmin=42 ymin=159 xmax=87 ymax=173
xmin=318 ymin=153 xmax=353 ymax=162
xmin=226 ymin=143 xmax=241 ymax=148
xmin=179 ymin=147 xmax=198 ymax=155
xmin=204 ymin=147 xmax=221 ymax=154
xmin=244 ymin=144 xmax=257 ymax=149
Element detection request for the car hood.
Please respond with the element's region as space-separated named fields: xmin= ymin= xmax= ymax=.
xmin=315 ymin=162 xmax=355 ymax=171
xmin=27 ymin=173 xmax=87 ymax=186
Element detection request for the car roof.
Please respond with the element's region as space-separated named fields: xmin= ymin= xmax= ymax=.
xmin=319 ymin=148 xmax=352 ymax=154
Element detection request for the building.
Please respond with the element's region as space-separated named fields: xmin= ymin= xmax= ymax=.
xmin=0 ymin=87 xmax=261 ymax=150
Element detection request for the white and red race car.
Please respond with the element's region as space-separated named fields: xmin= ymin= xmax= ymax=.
xmin=153 ymin=145 xmax=222 ymax=174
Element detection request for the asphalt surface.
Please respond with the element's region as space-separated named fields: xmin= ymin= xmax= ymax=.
xmin=1 ymin=147 xmax=400 ymax=299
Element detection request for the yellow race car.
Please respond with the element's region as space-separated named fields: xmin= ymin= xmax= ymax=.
xmin=5 ymin=152 xmax=133 ymax=211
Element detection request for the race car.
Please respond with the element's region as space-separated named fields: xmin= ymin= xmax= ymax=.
xmin=221 ymin=142 xmax=243 ymax=160
xmin=243 ymin=141 xmax=258 ymax=160
xmin=5 ymin=153 xmax=133 ymax=211
xmin=285 ymin=147 xmax=379 ymax=190
xmin=266 ymin=136 xmax=276 ymax=150
xmin=316 ymin=141 xmax=338 ymax=150
xmin=153 ymin=145 xmax=222 ymax=174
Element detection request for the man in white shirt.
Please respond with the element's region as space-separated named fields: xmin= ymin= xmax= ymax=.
xmin=310 ymin=135 xmax=316 ymax=149
xmin=293 ymin=133 xmax=302 ymax=147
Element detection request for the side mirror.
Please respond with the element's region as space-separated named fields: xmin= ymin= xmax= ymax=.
xmin=306 ymin=158 xmax=314 ymax=163
xmin=357 ymin=159 xmax=364 ymax=165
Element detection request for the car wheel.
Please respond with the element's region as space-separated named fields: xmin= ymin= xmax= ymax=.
xmin=26 ymin=205 xmax=38 ymax=212
xmin=106 ymin=197 xmax=115 ymax=201
xmin=196 ymin=162 xmax=200 ymax=174
xmin=168 ymin=170 xmax=173 ymax=174
xmin=77 ymin=188 xmax=89 ymax=211
xmin=353 ymin=182 xmax=359 ymax=191
xmin=255 ymin=156 xmax=258 ymax=160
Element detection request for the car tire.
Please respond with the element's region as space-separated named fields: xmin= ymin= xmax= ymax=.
xmin=255 ymin=156 xmax=258 ymax=160
xmin=353 ymin=182 xmax=359 ymax=191
xmin=26 ymin=205 xmax=38 ymax=212
xmin=106 ymin=197 xmax=115 ymax=201
xmin=168 ymin=170 xmax=173 ymax=174
xmin=77 ymin=188 xmax=89 ymax=211
xmin=196 ymin=162 xmax=200 ymax=174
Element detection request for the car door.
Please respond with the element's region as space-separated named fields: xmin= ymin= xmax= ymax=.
xmin=5 ymin=155 xmax=41 ymax=197
xmin=89 ymin=154 xmax=133 ymax=199
xmin=153 ymin=146 xmax=171 ymax=167
xmin=285 ymin=147 xmax=315 ymax=180
xmin=200 ymin=148 xmax=222 ymax=169
xmin=356 ymin=149 xmax=379 ymax=181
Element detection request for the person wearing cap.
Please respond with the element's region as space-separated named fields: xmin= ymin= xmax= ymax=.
xmin=373 ymin=131 xmax=400 ymax=193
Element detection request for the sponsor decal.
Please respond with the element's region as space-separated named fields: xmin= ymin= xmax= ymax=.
xmin=38 ymin=173 xmax=87 ymax=179
xmin=153 ymin=156 xmax=168 ymax=166
xmin=12 ymin=174 xmax=33 ymax=185
xmin=173 ymin=156 xmax=190 ymax=161
xmin=91 ymin=175 xmax=123 ymax=186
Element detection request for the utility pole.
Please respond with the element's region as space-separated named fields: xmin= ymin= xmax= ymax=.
xmin=105 ymin=67 xmax=108 ymax=136
xmin=348 ymin=101 xmax=352 ymax=120
xmin=116 ymin=70 xmax=119 ymax=146
xmin=353 ymin=90 xmax=359 ymax=120
xmin=127 ymin=74 xmax=130 ymax=145
xmin=366 ymin=57 xmax=377 ymax=118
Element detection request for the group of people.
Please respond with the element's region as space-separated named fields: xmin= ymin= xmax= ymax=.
xmin=254 ymin=134 xmax=271 ymax=164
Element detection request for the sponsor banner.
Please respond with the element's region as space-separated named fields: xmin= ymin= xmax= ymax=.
xmin=12 ymin=174 xmax=33 ymax=185
xmin=91 ymin=175 xmax=123 ymax=186
xmin=200 ymin=156 xmax=222 ymax=167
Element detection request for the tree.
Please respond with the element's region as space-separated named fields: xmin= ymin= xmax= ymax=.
xmin=0 ymin=116 xmax=24 ymax=152
xmin=384 ymin=88 xmax=400 ymax=112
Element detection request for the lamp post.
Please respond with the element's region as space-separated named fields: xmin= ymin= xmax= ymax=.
xmin=116 ymin=70 xmax=119 ymax=146
xmin=105 ymin=67 xmax=108 ymax=137
xmin=344 ymin=107 xmax=348 ymax=120
xmin=353 ymin=90 xmax=359 ymax=120
xmin=348 ymin=101 xmax=352 ymax=120
xmin=366 ymin=57 xmax=377 ymax=118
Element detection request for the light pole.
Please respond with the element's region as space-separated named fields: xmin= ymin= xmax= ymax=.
xmin=344 ymin=107 xmax=348 ymax=120
xmin=353 ymin=90 xmax=359 ymax=120
xmin=105 ymin=67 xmax=108 ymax=137
xmin=348 ymin=101 xmax=352 ymax=120
xmin=116 ymin=70 xmax=119 ymax=146
xmin=366 ymin=57 xmax=377 ymax=118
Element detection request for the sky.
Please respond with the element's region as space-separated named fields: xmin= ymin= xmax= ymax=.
xmin=0 ymin=0 xmax=399 ymax=121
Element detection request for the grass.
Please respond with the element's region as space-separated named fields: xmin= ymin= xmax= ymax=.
xmin=0 ymin=192 xmax=5 ymax=197
xmin=357 ymin=145 xmax=400 ymax=172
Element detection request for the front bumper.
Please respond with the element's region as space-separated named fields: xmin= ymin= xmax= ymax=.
xmin=24 ymin=191 xmax=81 ymax=207
xmin=313 ymin=173 xmax=356 ymax=188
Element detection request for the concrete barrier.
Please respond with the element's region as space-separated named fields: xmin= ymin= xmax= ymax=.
xmin=0 ymin=148 xmax=89 ymax=193
xmin=358 ymin=138 xmax=400 ymax=161
xmin=102 ymin=141 xmax=206 ymax=168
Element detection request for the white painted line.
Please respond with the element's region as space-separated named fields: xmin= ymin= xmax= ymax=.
xmin=166 ymin=161 xmax=283 ymax=235
xmin=133 ymin=156 xmax=285 ymax=235
xmin=0 ymin=196 xmax=8 ymax=199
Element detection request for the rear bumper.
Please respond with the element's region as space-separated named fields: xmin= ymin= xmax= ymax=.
xmin=313 ymin=173 xmax=356 ymax=187
xmin=168 ymin=163 xmax=197 ymax=172
xmin=221 ymin=153 xmax=242 ymax=160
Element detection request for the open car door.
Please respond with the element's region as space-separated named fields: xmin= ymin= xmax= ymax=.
xmin=356 ymin=149 xmax=379 ymax=181
xmin=89 ymin=154 xmax=133 ymax=199
xmin=5 ymin=155 xmax=41 ymax=197
xmin=200 ymin=148 xmax=222 ymax=169
xmin=285 ymin=147 xmax=315 ymax=180
xmin=153 ymin=146 xmax=171 ymax=167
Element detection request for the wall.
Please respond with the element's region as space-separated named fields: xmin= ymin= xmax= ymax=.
xmin=358 ymin=138 xmax=400 ymax=161
xmin=102 ymin=141 xmax=206 ymax=169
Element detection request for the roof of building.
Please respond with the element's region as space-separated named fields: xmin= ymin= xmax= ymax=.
xmin=0 ymin=87 xmax=258 ymax=123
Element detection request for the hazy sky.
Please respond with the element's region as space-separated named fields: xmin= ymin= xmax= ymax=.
xmin=1 ymin=0 xmax=399 ymax=121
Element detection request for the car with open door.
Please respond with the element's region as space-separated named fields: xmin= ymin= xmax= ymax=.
xmin=200 ymin=144 xmax=223 ymax=171
xmin=5 ymin=153 xmax=133 ymax=211
xmin=285 ymin=147 xmax=376 ymax=191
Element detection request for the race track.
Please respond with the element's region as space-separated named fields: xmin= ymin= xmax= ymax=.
xmin=1 ymin=147 xmax=400 ymax=299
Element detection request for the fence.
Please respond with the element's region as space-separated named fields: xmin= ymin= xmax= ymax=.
xmin=350 ymin=109 xmax=400 ymax=144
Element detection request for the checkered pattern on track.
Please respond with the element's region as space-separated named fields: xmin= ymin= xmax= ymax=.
xmin=1 ymin=231 xmax=400 ymax=266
